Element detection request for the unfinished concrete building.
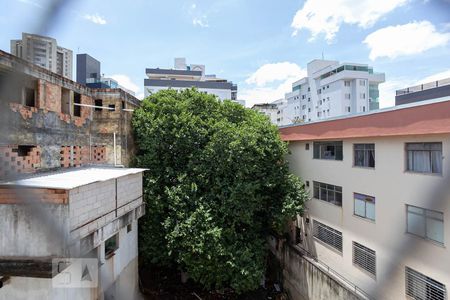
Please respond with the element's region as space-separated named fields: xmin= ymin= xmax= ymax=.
xmin=0 ymin=50 xmax=140 ymax=179
xmin=0 ymin=50 xmax=146 ymax=299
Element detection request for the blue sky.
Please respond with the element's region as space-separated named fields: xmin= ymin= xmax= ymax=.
xmin=0 ymin=0 xmax=449 ymax=107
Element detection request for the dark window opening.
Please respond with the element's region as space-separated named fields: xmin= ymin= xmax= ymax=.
xmin=24 ymin=87 xmax=35 ymax=107
xmin=108 ymin=104 xmax=115 ymax=112
xmin=127 ymin=223 xmax=132 ymax=233
xmin=305 ymin=143 xmax=310 ymax=150
xmin=105 ymin=234 xmax=118 ymax=258
xmin=16 ymin=145 xmax=34 ymax=157
xmin=94 ymin=99 xmax=103 ymax=111
xmin=74 ymin=93 xmax=81 ymax=117
xmin=121 ymin=101 xmax=126 ymax=110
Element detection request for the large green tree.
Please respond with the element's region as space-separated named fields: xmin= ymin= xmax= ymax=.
xmin=133 ymin=88 xmax=308 ymax=293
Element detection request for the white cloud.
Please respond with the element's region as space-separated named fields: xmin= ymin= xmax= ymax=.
xmin=193 ymin=17 xmax=209 ymax=28
xmin=17 ymin=0 xmax=42 ymax=8
xmin=84 ymin=13 xmax=107 ymax=25
xmin=364 ymin=21 xmax=450 ymax=60
xmin=107 ymin=74 xmax=143 ymax=99
xmin=240 ymin=62 xmax=306 ymax=107
xmin=245 ymin=62 xmax=306 ymax=87
xmin=291 ymin=0 xmax=408 ymax=42
xmin=417 ymin=69 xmax=450 ymax=84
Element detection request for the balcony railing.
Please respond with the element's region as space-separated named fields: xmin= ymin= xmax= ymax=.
xmin=396 ymin=78 xmax=450 ymax=96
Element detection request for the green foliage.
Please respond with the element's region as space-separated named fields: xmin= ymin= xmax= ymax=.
xmin=132 ymin=88 xmax=307 ymax=293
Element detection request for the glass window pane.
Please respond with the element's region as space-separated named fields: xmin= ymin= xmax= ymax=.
xmin=426 ymin=218 xmax=444 ymax=244
xmin=366 ymin=202 xmax=375 ymax=220
xmin=354 ymin=198 xmax=366 ymax=217
xmin=407 ymin=212 xmax=425 ymax=237
xmin=431 ymin=151 xmax=442 ymax=174
xmin=413 ymin=151 xmax=431 ymax=172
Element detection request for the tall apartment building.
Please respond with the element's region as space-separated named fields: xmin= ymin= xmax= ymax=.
xmin=278 ymin=98 xmax=450 ymax=299
xmin=277 ymin=59 xmax=385 ymax=126
xmin=396 ymin=77 xmax=450 ymax=106
xmin=11 ymin=32 xmax=73 ymax=79
xmin=144 ymin=57 xmax=238 ymax=101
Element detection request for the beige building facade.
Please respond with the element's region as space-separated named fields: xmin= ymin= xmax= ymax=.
xmin=280 ymin=99 xmax=450 ymax=299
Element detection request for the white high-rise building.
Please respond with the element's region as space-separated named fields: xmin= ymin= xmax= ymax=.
xmin=144 ymin=58 xmax=238 ymax=101
xmin=11 ymin=33 xmax=73 ymax=79
xmin=278 ymin=59 xmax=385 ymax=126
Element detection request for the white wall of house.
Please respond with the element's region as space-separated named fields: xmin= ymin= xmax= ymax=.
xmin=144 ymin=85 xmax=232 ymax=101
xmin=286 ymin=135 xmax=450 ymax=299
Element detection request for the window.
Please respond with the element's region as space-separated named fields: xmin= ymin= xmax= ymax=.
xmin=360 ymin=93 xmax=366 ymax=99
xmin=24 ymin=87 xmax=35 ymax=107
xmin=313 ymin=220 xmax=343 ymax=252
xmin=313 ymin=181 xmax=342 ymax=206
xmin=353 ymin=242 xmax=376 ymax=276
xmin=347 ymin=106 xmax=351 ymax=112
xmin=345 ymin=93 xmax=351 ymax=99
xmin=406 ymin=205 xmax=444 ymax=245
xmin=305 ymin=143 xmax=310 ymax=150
xmin=405 ymin=267 xmax=446 ymax=300
xmin=94 ymin=99 xmax=103 ymax=111
xmin=73 ymin=92 xmax=81 ymax=117
xmin=344 ymin=81 xmax=351 ymax=87
xmin=359 ymin=80 xmax=366 ymax=86
xmin=354 ymin=193 xmax=375 ymax=221
xmin=127 ymin=223 xmax=132 ymax=233
xmin=354 ymin=143 xmax=375 ymax=168
xmin=362 ymin=106 xmax=366 ymax=112
xmin=105 ymin=234 xmax=119 ymax=257
xmin=108 ymin=104 xmax=116 ymax=112
xmin=406 ymin=143 xmax=442 ymax=174
xmin=313 ymin=141 xmax=343 ymax=160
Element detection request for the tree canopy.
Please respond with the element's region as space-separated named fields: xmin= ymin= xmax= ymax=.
xmin=132 ymin=88 xmax=308 ymax=293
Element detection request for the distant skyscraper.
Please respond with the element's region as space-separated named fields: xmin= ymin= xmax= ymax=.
xmin=10 ymin=32 xmax=73 ymax=79
xmin=76 ymin=53 xmax=101 ymax=85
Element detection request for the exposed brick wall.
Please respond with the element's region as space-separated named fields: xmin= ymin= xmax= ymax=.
xmin=44 ymin=82 xmax=61 ymax=112
xmin=0 ymin=188 xmax=68 ymax=204
xmin=59 ymin=145 xmax=106 ymax=168
xmin=0 ymin=145 xmax=41 ymax=178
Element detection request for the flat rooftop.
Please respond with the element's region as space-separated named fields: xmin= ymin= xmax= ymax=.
xmin=279 ymin=97 xmax=450 ymax=141
xmin=0 ymin=167 xmax=147 ymax=190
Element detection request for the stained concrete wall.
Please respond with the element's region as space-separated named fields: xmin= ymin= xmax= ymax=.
xmin=269 ymin=236 xmax=362 ymax=300
xmin=0 ymin=50 xmax=139 ymax=178
xmin=0 ymin=203 xmax=69 ymax=257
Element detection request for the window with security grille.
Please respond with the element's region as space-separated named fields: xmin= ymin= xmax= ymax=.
xmin=313 ymin=220 xmax=342 ymax=252
xmin=405 ymin=267 xmax=446 ymax=300
xmin=313 ymin=141 xmax=343 ymax=160
xmin=354 ymin=143 xmax=375 ymax=168
xmin=313 ymin=181 xmax=342 ymax=206
xmin=352 ymin=241 xmax=376 ymax=276
xmin=406 ymin=142 xmax=442 ymax=174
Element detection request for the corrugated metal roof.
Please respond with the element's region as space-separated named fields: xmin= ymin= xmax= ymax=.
xmin=0 ymin=167 xmax=147 ymax=190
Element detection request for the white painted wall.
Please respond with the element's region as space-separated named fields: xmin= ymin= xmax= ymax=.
xmin=144 ymin=85 xmax=232 ymax=101
xmin=286 ymin=135 xmax=450 ymax=299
